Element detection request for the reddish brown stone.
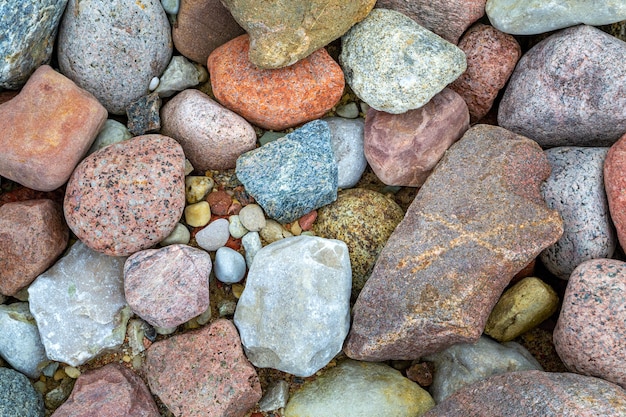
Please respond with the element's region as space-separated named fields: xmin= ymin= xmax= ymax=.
xmin=0 ymin=65 xmax=107 ymax=191
xmin=206 ymin=190 xmax=233 ymax=215
xmin=406 ymin=362 xmax=434 ymax=387
xmin=344 ymin=125 xmax=563 ymax=361
xmin=450 ymin=23 xmax=521 ymax=123
xmin=364 ymin=88 xmax=470 ymax=187
xmin=208 ymin=35 xmax=344 ymax=130
xmin=144 ymin=319 xmax=262 ymax=417
xmin=605 ymin=132 xmax=626 ymax=249
xmin=51 ymin=363 xmax=159 ymax=417
xmin=298 ymin=210 xmax=317 ymax=231
xmin=0 ymin=200 xmax=68 ymax=296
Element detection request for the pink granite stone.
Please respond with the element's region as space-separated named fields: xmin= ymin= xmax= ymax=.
xmin=124 ymin=244 xmax=212 ymax=328
xmin=144 ymin=319 xmax=262 ymax=417
xmin=553 ymin=259 xmax=626 ymax=389
xmin=63 ymin=134 xmax=186 ymax=257
xmin=364 ymin=88 xmax=469 ymax=187
xmin=51 ymin=363 xmax=160 ymax=417
xmin=449 ymin=23 xmax=521 ymax=123
xmin=0 ymin=65 xmax=107 ymax=191
xmin=161 ymin=89 xmax=257 ymax=171
xmin=604 ymin=132 xmax=626 ymax=250
xmin=0 ymin=199 xmax=69 ymax=296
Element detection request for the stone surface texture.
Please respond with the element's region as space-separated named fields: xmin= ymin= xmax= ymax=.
xmin=126 ymin=92 xmax=162 ymax=136
xmin=364 ymin=88 xmax=469 ymax=187
xmin=0 ymin=367 xmax=45 ymax=417
xmin=604 ymin=133 xmax=626 ymax=250
xmin=153 ymin=55 xmax=204 ymax=98
xmin=0 ymin=65 xmax=107 ymax=191
xmin=64 ymin=134 xmax=186 ymax=256
xmin=325 ymin=117 xmax=368 ymax=189
xmin=344 ymin=125 xmax=563 ymax=361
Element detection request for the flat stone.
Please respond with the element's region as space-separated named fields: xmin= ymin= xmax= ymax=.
xmin=64 ymin=134 xmax=186 ymax=256
xmin=144 ymin=319 xmax=262 ymax=417
xmin=126 ymin=92 xmax=161 ymax=136
xmin=0 ymin=199 xmax=68 ymax=296
xmin=220 ymin=0 xmax=375 ymax=69
xmin=0 ymin=368 xmax=44 ymax=417
xmin=364 ymin=88 xmax=469 ymax=187
xmin=340 ymin=9 xmax=467 ymax=114
xmin=234 ymin=236 xmax=351 ymax=377
xmin=0 ymin=65 xmax=107 ymax=191
xmin=344 ymin=125 xmax=563 ymax=361
xmin=498 ymin=25 xmax=626 ymax=147
xmin=28 ymin=241 xmax=129 ymax=367
xmin=208 ymin=35 xmax=344 ymax=131
xmin=604 ymin=133 xmax=626 ymax=250
xmin=236 ymin=120 xmax=338 ymax=224
xmin=325 ymin=117 xmax=368 ymax=189
xmin=161 ymin=88 xmax=257 ymax=171
xmin=540 ymin=147 xmax=615 ymax=279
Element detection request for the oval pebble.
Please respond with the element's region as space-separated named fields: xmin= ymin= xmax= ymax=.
xmin=184 ymin=201 xmax=211 ymax=227
xmin=214 ymin=247 xmax=247 ymax=284
xmin=242 ymin=231 xmax=262 ymax=267
xmin=238 ymin=203 xmax=266 ymax=232
xmin=196 ymin=218 xmax=230 ymax=251
xmin=229 ymin=215 xmax=249 ymax=239
xmin=160 ymin=223 xmax=191 ymax=246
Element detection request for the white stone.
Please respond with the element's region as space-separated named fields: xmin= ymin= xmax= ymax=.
xmin=148 ymin=76 xmax=160 ymax=91
xmin=161 ymin=0 xmax=180 ymax=14
xmin=228 ymin=215 xmax=249 ymax=239
xmin=195 ymin=218 xmax=230 ymax=251
xmin=239 ymin=203 xmax=266 ymax=232
xmin=242 ymin=231 xmax=262 ymax=267
xmin=325 ymin=117 xmax=367 ymax=189
xmin=214 ymin=247 xmax=247 ymax=284
xmin=234 ymin=235 xmax=352 ymax=377
xmin=154 ymin=55 xmax=201 ymax=98
xmin=28 ymin=241 xmax=130 ymax=367
xmin=87 ymin=119 xmax=132 ymax=155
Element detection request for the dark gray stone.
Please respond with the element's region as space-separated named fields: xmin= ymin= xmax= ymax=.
xmin=126 ymin=92 xmax=161 ymax=136
xmin=0 ymin=368 xmax=44 ymax=417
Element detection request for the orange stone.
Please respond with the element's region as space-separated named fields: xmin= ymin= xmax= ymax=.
xmin=208 ymin=34 xmax=344 ymax=130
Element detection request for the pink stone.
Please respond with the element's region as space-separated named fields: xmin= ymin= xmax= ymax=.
xmin=161 ymin=89 xmax=257 ymax=171
xmin=604 ymin=132 xmax=626 ymax=249
xmin=124 ymin=244 xmax=212 ymax=328
xmin=0 ymin=200 xmax=68 ymax=296
xmin=0 ymin=65 xmax=107 ymax=191
xmin=144 ymin=319 xmax=262 ymax=417
xmin=63 ymin=134 xmax=186 ymax=256
xmin=364 ymin=88 xmax=470 ymax=187
xmin=449 ymin=23 xmax=521 ymax=123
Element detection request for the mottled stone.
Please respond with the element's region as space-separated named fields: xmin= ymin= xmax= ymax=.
xmin=604 ymin=133 xmax=626 ymax=250
xmin=498 ymin=25 xmax=626 ymax=147
xmin=238 ymin=203 xmax=266 ymax=232
xmin=0 ymin=65 xmax=107 ymax=191
xmin=124 ymin=244 xmax=211 ymax=328
xmin=126 ymin=92 xmax=161 ymax=136
xmin=364 ymin=88 xmax=469 ymax=187
xmin=340 ymin=9 xmax=467 ymax=114
xmin=206 ymin=190 xmax=232 ymax=216
xmin=325 ymin=117 xmax=368 ymax=189
xmin=221 ymin=0 xmax=375 ymax=69
xmin=51 ymin=363 xmax=160 ymax=417
xmin=0 ymin=199 xmax=68 ymax=296
xmin=242 ymin=231 xmax=261 ymax=267
xmin=554 ymin=259 xmax=626 ymax=388
xmin=64 ymin=134 xmax=186 ymax=256
xmin=449 ymin=23 xmax=521 ymax=123
xmin=540 ymin=147 xmax=614 ymax=279
xmin=185 ymin=176 xmax=214 ymax=204
xmin=161 ymin=88 xmax=256 ymax=171
xmin=144 ymin=319 xmax=261 ymax=417
xmin=0 ymin=368 xmax=45 ymax=417
xmin=208 ymin=35 xmax=344 ymax=131
xmin=236 ymin=120 xmax=338 ymax=224
xmin=58 ymin=0 xmax=172 ymax=114
xmin=344 ymin=125 xmax=563 ymax=361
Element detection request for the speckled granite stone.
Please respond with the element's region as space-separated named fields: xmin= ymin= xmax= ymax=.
xmin=0 ymin=368 xmax=44 ymax=417
xmin=64 ymin=135 xmax=186 ymax=256
xmin=604 ymin=132 xmax=626 ymax=250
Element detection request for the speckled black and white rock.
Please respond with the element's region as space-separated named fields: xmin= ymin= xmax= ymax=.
xmin=540 ymin=147 xmax=615 ymax=279
xmin=0 ymin=368 xmax=45 ymax=417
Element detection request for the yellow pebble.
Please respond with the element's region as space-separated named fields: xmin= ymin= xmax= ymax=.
xmin=232 ymin=283 xmax=244 ymax=299
xmin=185 ymin=176 xmax=214 ymax=204
xmin=64 ymin=366 xmax=81 ymax=379
xmin=185 ymin=201 xmax=211 ymax=227
xmin=290 ymin=221 xmax=302 ymax=236
xmin=53 ymin=369 xmax=65 ymax=381
xmin=122 ymin=355 xmax=132 ymax=363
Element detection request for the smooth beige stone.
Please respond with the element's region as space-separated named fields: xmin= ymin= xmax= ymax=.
xmin=185 ymin=176 xmax=214 ymax=204
xmin=184 ymin=201 xmax=211 ymax=227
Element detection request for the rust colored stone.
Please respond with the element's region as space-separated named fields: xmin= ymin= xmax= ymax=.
xmin=206 ymin=190 xmax=233 ymax=216
xmin=298 ymin=210 xmax=317 ymax=231
xmin=406 ymin=362 xmax=434 ymax=387
xmin=225 ymin=236 xmax=242 ymax=251
xmin=604 ymin=132 xmax=626 ymax=249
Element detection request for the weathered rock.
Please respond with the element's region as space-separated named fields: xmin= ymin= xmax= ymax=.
xmin=0 ymin=368 xmax=45 ymax=417
xmin=325 ymin=117 xmax=367 ymax=189
xmin=144 ymin=319 xmax=261 ymax=417
xmin=126 ymin=92 xmax=161 ymax=136
xmin=258 ymin=380 xmax=290 ymax=412
xmin=0 ymin=65 xmax=107 ymax=191
xmin=604 ymin=133 xmax=626 ymax=250
xmin=498 ymin=25 xmax=626 ymax=147
xmin=364 ymin=88 xmax=469 ymax=187
xmin=344 ymin=125 xmax=563 ymax=361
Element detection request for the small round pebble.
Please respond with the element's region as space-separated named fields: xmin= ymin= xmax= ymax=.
xmin=184 ymin=201 xmax=211 ymax=227
xmin=214 ymin=247 xmax=247 ymax=284
xmin=239 ymin=203 xmax=267 ymax=232
xmin=229 ymin=215 xmax=248 ymax=239
xmin=242 ymin=231 xmax=262 ymax=267
xmin=195 ymin=218 xmax=230 ymax=251
xmin=185 ymin=176 xmax=214 ymax=204
xmin=335 ymin=102 xmax=360 ymax=119
xmin=159 ymin=223 xmax=190 ymax=246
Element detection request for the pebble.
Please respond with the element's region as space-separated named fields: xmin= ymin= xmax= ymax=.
xmin=206 ymin=190 xmax=233 ymax=216
xmin=87 ymin=119 xmax=132 ymax=156
xmin=217 ymin=300 xmax=237 ymax=317
xmin=195 ymin=218 xmax=230 ymax=251
xmin=148 ymin=76 xmax=160 ymax=91
xmin=540 ymin=147 xmax=615 ymax=279
xmin=0 ymin=199 xmax=68 ymax=296
xmin=144 ymin=319 xmax=262 ymax=416
xmin=126 ymin=92 xmax=162 ymax=136
xmin=259 ymin=131 xmax=287 ymax=146
xmin=236 ymin=120 xmax=338 ymax=224
xmin=258 ymin=380 xmax=290 ymax=412
xmin=284 ymin=360 xmax=435 ymax=417
xmin=259 ymin=220 xmax=293 ymax=244
xmin=184 ymin=201 xmax=211 ymax=227
xmin=238 ymin=203 xmax=266 ymax=232
xmin=603 ymin=133 xmax=626 ymax=250
xmin=325 ymin=117 xmax=368 ymax=189
xmin=208 ymin=35 xmax=345 ymax=130
xmin=185 ymin=176 xmax=214 ymax=204
xmin=154 ymin=55 xmax=203 ymax=97
xmin=335 ymin=102 xmax=360 ymax=119
xmin=159 ymin=223 xmax=191 ymax=246
xmin=364 ymin=88 xmax=469 ymax=187
xmin=234 ymin=236 xmax=351 ymax=377
xmin=28 ymin=241 xmax=129 ymax=367
xmin=124 ymin=244 xmax=212 ymax=328
xmin=498 ymin=25 xmax=626 ymax=147
xmin=0 ymin=65 xmax=107 ymax=192
xmin=340 ymin=9 xmax=467 ymax=114
xmin=344 ymin=125 xmax=563 ymax=361
xmin=0 ymin=367 xmax=45 ymax=417
xmin=63 ymin=134 xmax=186 ymax=256
xmin=553 ymin=259 xmax=626 ymax=388
xmin=214 ymin=247 xmax=247 ymax=284
xmin=57 ymin=0 xmax=172 ymax=114
xmin=228 ymin=215 xmax=248 ymax=239
xmin=241 ymin=231 xmax=262 ymax=267
xmin=161 ymin=88 xmax=257 ymax=171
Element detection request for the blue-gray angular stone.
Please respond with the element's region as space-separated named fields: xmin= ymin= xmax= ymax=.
xmin=0 ymin=0 xmax=68 ymax=89
xmin=0 ymin=368 xmax=44 ymax=417
xmin=236 ymin=120 xmax=338 ymax=224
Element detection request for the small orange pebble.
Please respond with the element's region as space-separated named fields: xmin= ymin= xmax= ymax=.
xmin=298 ymin=210 xmax=317 ymax=231
xmin=142 ymin=338 xmax=152 ymax=349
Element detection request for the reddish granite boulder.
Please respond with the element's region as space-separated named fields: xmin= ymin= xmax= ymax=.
xmin=0 ymin=65 xmax=107 ymax=191
xmin=344 ymin=125 xmax=563 ymax=361
xmin=605 ymin=132 xmax=626 ymax=249
xmin=0 ymin=200 xmax=68 ymax=296
xmin=364 ymin=88 xmax=469 ymax=187
xmin=144 ymin=319 xmax=262 ymax=417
